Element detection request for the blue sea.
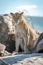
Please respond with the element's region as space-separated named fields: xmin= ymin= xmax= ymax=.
xmin=25 ymin=16 xmax=43 ymax=33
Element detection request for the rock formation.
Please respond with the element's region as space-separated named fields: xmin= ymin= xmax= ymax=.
xmin=0 ymin=43 xmax=6 ymax=56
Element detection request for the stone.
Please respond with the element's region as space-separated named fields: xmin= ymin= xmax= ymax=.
xmin=0 ymin=43 xmax=6 ymax=56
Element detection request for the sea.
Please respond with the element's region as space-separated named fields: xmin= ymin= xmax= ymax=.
xmin=25 ymin=16 xmax=43 ymax=33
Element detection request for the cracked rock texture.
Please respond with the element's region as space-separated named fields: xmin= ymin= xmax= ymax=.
xmin=0 ymin=53 xmax=43 ymax=65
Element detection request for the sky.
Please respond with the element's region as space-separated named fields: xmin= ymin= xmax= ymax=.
xmin=0 ymin=0 xmax=43 ymax=16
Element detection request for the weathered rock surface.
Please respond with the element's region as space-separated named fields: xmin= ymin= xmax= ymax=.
xmin=0 ymin=53 xmax=43 ymax=65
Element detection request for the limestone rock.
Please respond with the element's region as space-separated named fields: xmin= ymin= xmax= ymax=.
xmin=0 ymin=43 xmax=6 ymax=56
xmin=0 ymin=53 xmax=43 ymax=65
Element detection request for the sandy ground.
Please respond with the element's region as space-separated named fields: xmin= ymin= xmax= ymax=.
xmin=0 ymin=53 xmax=43 ymax=65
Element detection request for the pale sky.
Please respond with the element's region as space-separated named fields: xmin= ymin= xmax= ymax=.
xmin=0 ymin=0 xmax=43 ymax=16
